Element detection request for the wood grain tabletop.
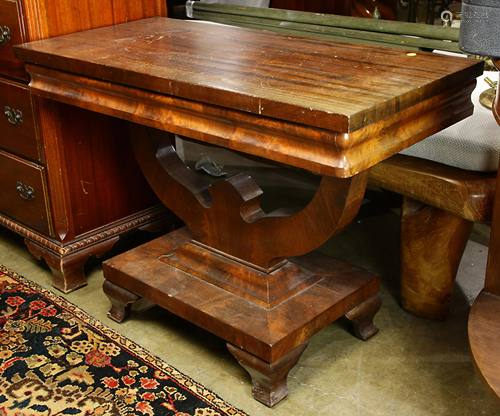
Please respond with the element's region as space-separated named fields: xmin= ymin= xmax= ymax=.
xmin=14 ymin=17 xmax=483 ymax=133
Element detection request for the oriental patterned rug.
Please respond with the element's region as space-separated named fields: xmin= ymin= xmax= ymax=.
xmin=0 ymin=265 xmax=248 ymax=416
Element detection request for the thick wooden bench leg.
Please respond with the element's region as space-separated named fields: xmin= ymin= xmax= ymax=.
xmin=400 ymin=197 xmax=474 ymax=320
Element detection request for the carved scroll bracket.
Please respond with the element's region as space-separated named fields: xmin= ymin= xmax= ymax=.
xmin=129 ymin=124 xmax=369 ymax=271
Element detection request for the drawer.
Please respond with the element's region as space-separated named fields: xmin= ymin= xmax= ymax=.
xmin=0 ymin=77 xmax=42 ymax=162
xmin=0 ymin=149 xmax=52 ymax=236
xmin=0 ymin=0 xmax=28 ymax=81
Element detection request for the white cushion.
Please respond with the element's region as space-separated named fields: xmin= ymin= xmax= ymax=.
xmin=400 ymin=71 xmax=500 ymax=172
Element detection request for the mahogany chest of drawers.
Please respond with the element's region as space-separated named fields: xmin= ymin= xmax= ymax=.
xmin=0 ymin=0 xmax=174 ymax=292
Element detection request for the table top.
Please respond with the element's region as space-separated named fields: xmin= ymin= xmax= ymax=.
xmin=14 ymin=17 xmax=483 ymax=176
xmin=15 ymin=17 xmax=481 ymax=133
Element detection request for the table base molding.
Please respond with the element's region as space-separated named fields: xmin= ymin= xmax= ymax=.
xmin=102 ymin=226 xmax=380 ymax=406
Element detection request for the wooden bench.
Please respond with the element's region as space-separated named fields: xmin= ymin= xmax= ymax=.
xmin=187 ymin=2 xmax=499 ymax=319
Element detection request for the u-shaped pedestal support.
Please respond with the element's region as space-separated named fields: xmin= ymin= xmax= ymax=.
xmin=103 ymin=126 xmax=381 ymax=406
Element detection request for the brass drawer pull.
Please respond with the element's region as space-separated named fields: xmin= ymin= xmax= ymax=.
xmin=17 ymin=182 xmax=35 ymax=201
xmin=0 ymin=26 xmax=10 ymax=46
xmin=5 ymin=106 xmax=23 ymax=127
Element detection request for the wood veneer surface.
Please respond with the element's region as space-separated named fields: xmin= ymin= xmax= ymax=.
xmin=14 ymin=17 xmax=482 ymax=133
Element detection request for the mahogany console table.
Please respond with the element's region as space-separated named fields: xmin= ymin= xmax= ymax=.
xmin=14 ymin=17 xmax=482 ymax=406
